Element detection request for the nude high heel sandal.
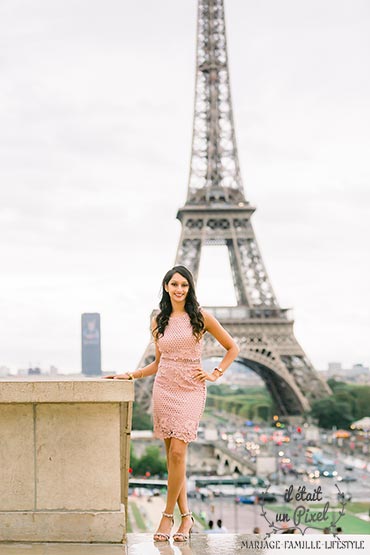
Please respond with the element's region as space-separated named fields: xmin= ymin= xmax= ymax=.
xmin=153 ymin=511 xmax=174 ymax=542
xmin=172 ymin=511 xmax=194 ymax=542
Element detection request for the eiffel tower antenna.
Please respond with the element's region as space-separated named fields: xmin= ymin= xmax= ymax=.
xmin=135 ymin=0 xmax=331 ymax=416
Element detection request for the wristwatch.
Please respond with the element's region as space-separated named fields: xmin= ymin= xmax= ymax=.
xmin=214 ymin=367 xmax=224 ymax=376
xmin=127 ymin=373 xmax=135 ymax=380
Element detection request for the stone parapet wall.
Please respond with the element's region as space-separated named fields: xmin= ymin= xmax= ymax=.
xmin=0 ymin=379 xmax=134 ymax=543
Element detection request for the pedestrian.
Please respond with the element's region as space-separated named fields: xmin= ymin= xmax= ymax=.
xmin=103 ymin=265 xmax=239 ymax=542
xmin=216 ymin=518 xmax=228 ymax=532
xmin=206 ymin=520 xmax=217 ymax=534
xmin=282 ymin=528 xmax=298 ymax=534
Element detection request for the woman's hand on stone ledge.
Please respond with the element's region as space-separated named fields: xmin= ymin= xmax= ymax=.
xmin=101 ymin=373 xmax=131 ymax=380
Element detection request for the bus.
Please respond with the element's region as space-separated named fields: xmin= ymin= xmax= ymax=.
xmin=305 ymin=446 xmax=323 ymax=465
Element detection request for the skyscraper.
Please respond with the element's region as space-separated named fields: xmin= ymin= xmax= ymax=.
xmin=81 ymin=313 xmax=102 ymax=375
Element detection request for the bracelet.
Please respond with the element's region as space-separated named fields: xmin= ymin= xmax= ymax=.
xmin=213 ymin=367 xmax=224 ymax=377
xmin=131 ymin=369 xmax=144 ymax=380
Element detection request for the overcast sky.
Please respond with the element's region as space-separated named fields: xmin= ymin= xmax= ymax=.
xmin=1 ymin=0 xmax=369 ymax=374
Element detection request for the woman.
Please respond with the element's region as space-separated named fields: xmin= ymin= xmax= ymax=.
xmin=104 ymin=265 xmax=239 ymax=542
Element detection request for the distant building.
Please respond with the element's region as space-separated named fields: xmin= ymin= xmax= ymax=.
xmin=81 ymin=313 xmax=102 ymax=376
xmin=348 ymin=363 xmax=370 ymax=383
xmin=351 ymin=363 xmax=370 ymax=376
xmin=49 ymin=365 xmax=58 ymax=376
xmin=222 ymin=361 xmax=264 ymax=386
xmin=28 ymin=367 xmax=41 ymax=375
xmin=322 ymin=362 xmax=370 ymax=384
xmin=0 ymin=366 xmax=10 ymax=377
xmin=328 ymin=362 xmax=342 ymax=373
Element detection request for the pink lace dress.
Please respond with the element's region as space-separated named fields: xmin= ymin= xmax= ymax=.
xmin=152 ymin=312 xmax=206 ymax=443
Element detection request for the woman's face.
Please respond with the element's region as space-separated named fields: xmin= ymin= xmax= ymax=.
xmin=165 ymin=272 xmax=190 ymax=305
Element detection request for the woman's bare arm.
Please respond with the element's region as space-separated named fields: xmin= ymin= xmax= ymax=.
xmin=193 ymin=308 xmax=240 ymax=383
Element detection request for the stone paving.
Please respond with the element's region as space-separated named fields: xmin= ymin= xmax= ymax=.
xmin=2 ymin=534 xmax=368 ymax=555
xmin=130 ymin=494 xmax=280 ymax=534
xmin=1 ymin=496 xmax=368 ymax=554
xmin=0 ymin=534 xmax=269 ymax=555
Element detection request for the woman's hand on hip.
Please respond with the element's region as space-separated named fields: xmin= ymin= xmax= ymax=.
xmin=193 ymin=368 xmax=218 ymax=382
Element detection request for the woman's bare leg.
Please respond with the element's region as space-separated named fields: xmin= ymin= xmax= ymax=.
xmin=164 ymin=439 xmax=189 ymax=514
xmin=164 ymin=437 xmax=188 ymax=512
xmin=164 ymin=437 xmax=171 ymax=462
xmin=154 ymin=437 xmax=189 ymax=540
xmin=166 ymin=438 xmax=193 ymax=538
xmin=172 ymin=459 xmax=193 ymax=538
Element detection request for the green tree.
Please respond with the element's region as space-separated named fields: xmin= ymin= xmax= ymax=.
xmin=256 ymin=405 xmax=270 ymax=420
xmin=352 ymin=387 xmax=370 ymax=419
xmin=317 ymin=381 xmax=370 ymax=424
xmin=135 ymin=445 xmax=167 ymax=477
xmin=327 ymin=378 xmax=347 ymax=391
xmin=205 ymin=384 xmax=272 ymax=422
xmin=208 ymin=385 xmax=219 ymax=395
xmin=238 ymin=404 xmax=250 ymax=418
xmin=224 ymin=400 xmax=236 ymax=413
xmin=132 ymin=403 xmax=152 ymax=430
xmin=310 ymin=397 xmax=354 ymax=429
xmin=130 ymin=443 xmax=139 ymax=471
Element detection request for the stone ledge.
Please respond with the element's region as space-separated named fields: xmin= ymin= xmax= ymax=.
xmin=0 ymin=379 xmax=134 ymax=403
xmin=0 ymin=507 xmax=126 ymax=543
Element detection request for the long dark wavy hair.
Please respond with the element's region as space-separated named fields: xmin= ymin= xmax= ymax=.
xmin=152 ymin=265 xmax=205 ymax=342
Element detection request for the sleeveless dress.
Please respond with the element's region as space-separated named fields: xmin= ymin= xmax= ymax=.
xmin=152 ymin=312 xmax=206 ymax=443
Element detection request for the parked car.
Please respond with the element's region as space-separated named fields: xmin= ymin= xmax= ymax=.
xmin=257 ymin=492 xmax=278 ymax=503
xmin=317 ymin=461 xmax=337 ymax=478
xmin=187 ymin=490 xmax=199 ymax=498
xmin=295 ymin=466 xmax=309 ymax=475
xmin=235 ymin=494 xmax=256 ymax=505
xmin=338 ymin=475 xmax=357 ymax=483
xmin=235 ymin=492 xmax=277 ymax=504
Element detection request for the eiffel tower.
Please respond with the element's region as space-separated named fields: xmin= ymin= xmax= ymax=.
xmin=135 ymin=0 xmax=331 ymax=417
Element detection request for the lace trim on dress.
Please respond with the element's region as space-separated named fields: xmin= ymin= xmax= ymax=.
xmin=153 ymin=415 xmax=198 ymax=443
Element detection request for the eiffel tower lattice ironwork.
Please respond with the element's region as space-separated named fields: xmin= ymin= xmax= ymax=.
xmin=135 ymin=0 xmax=331 ymax=416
